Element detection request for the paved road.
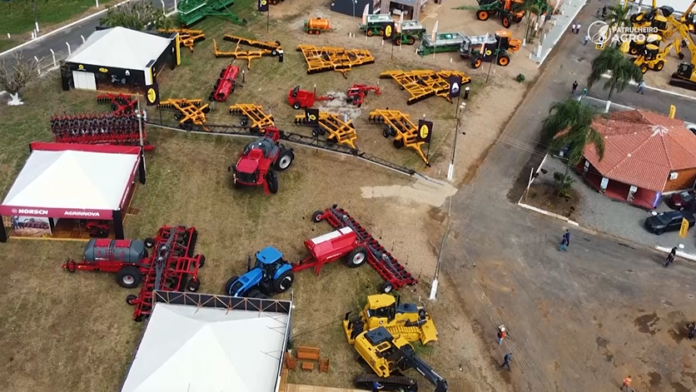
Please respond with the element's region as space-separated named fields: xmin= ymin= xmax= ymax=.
xmin=0 ymin=0 xmax=177 ymax=68
xmin=591 ymin=88 xmax=696 ymax=124
xmin=442 ymin=1 xmax=696 ymax=391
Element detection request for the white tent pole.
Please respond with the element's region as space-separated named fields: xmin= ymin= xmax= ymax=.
xmin=137 ymin=95 xmax=144 ymax=148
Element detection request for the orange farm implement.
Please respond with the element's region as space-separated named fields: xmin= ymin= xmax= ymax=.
xmin=229 ymin=103 xmax=276 ymax=133
xmin=304 ymin=18 xmax=335 ymax=34
xmin=368 ymin=109 xmax=430 ymax=165
xmin=159 ymin=28 xmax=206 ymax=51
xmin=294 ymin=111 xmax=358 ymax=149
xmin=213 ymin=35 xmax=282 ymax=69
xmin=157 ymin=98 xmax=210 ymax=131
xmin=296 ymin=45 xmax=374 ymax=77
xmin=379 ymin=70 xmax=471 ymax=105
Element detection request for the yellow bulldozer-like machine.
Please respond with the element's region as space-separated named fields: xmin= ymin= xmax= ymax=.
xmin=343 ymin=294 xmax=438 ymax=346
xmin=352 ymin=326 xmax=448 ymax=392
xmin=633 ymin=39 xmax=681 ymax=73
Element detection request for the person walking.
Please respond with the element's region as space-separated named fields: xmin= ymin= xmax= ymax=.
xmin=575 ymin=24 xmax=581 ymax=34
xmin=558 ymin=229 xmax=570 ymax=251
xmin=500 ymin=352 xmax=512 ymax=371
xmin=572 ymin=81 xmax=578 ymax=95
xmin=582 ymin=87 xmax=588 ymax=97
xmin=665 ymin=246 xmax=677 ymax=267
xmin=621 ymin=375 xmax=632 ymax=391
xmin=497 ymin=326 xmax=507 ymax=345
xmin=584 ymin=33 xmax=590 ymax=45
xmin=372 ymin=381 xmax=384 ymax=392
xmin=571 ymin=24 xmax=577 ymax=34
xmin=637 ymin=81 xmax=645 ymax=94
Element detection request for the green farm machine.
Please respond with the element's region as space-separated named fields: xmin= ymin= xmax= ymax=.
xmin=459 ymin=30 xmax=522 ymax=68
xmin=359 ymin=14 xmax=396 ymax=36
xmin=394 ymin=20 xmax=426 ymax=45
xmin=178 ymin=0 xmax=246 ymax=27
xmin=457 ymin=0 xmax=551 ymax=29
xmin=417 ymin=32 xmax=467 ymax=56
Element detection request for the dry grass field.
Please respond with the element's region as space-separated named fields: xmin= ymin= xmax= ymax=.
xmin=0 ymin=0 xmax=539 ymax=391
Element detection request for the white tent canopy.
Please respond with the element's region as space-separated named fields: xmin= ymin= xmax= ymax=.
xmin=2 ymin=149 xmax=138 ymax=210
xmin=122 ymin=304 xmax=289 ymax=392
xmin=67 ymin=27 xmax=172 ymax=71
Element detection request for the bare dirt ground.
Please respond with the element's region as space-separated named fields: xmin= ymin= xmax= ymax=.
xmin=0 ymin=0 xmax=540 ymax=391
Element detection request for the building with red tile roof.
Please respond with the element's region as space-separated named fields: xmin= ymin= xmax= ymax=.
xmin=580 ymin=109 xmax=696 ymax=209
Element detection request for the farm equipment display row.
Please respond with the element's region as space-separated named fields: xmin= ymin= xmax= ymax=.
xmin=213 ymin=35 xmax=282 ymax=69
xmin=380 ymin=69 xmax=471 ymax=105
xmin=296 ymin=45 xmax=374 ymax=77
xmin=62 ymin=225 xmax=204 ymax=322
xmin=50 ymin=113 xmax=152 ymax=150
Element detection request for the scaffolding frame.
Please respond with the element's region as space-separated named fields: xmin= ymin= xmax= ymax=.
xmin=294 ymin=111 xmax=358 ymax=149
xmin=379 ymin=70 xmax=472 ymax=105
xmin=368 ymin=109 xmax=428 ymax=164
xmin=158 ymin=98 xmax=210 ymax=131
xmin=296 ymin=45 xmax=375 ymax=77
xmin=229 ymin=103 xmax=276 ymax=131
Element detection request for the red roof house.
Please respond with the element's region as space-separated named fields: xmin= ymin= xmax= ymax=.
xmin=581 ymin=110 xmax=696 ymax=209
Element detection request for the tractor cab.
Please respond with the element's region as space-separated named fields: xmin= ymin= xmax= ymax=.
xmin=243 ymin=136 xmax=279 ymax=159
xmin=460 ymin=34 xmax=497 ymax=58
xmin=255 ymin=246 xmax=287 ymax=279
xmin=643 ymin=43 xmax=660 ymax=59
xmin=677 ymin=63 xmax=694 ymax=78
xmin=659 ymin=5 xmax=674 ymax=17
xmin=651 ymin=14 xmax=668 ymax=31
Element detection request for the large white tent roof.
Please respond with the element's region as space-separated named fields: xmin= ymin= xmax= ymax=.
xmin=122 ymin=303 xmax=289 ymax=392
xmin=1 ymin=149 xmax=138 ymax=210
xmin=67 ymin=27 xmax=172 ymax=70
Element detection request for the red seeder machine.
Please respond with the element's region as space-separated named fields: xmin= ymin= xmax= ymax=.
xmin=293 ymin=205 xmax=417 ymax=293
xmin=210 ymin=65 xmax=241 ymax=102
xmin=229 ymin=127 xmax=294 ymax=195
xmin=287 ymin=85 xmax=334 ymax=109
xmin=62 ymin=225 xmax=204 ymax=322
xmin=50 ymin=93 xmax=153 ymax=150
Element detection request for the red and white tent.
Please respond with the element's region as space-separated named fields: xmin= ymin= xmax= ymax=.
xmin=0 ymin=143 xmax=145 ymax=242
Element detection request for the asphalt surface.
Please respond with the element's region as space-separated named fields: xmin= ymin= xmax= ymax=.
xmin=0 ymin=0 xmax=177 ymax=69
xmin=440 ymin=1 xmax=696 ymax=391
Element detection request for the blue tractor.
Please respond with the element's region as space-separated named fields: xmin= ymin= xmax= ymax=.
xmin=224 ymin=246 xmax=295 ymax=298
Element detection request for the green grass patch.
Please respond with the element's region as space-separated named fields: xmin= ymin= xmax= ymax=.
xmin=1 ymin=0 xmax=117 ymax=35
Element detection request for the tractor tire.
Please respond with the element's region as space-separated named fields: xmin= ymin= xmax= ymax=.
xmin=144 ymin=238 xmax=156 ymax=248
xmin=312 ymin=210 xmax=325 ymax=222
xmin=477 ymin=10 xmax=489 ymax=21
xmin=247 ymin=289 xmax=269 ymax=299
xmin=640 ymin=63 xmax=649 ymax=74
xmin=497 ymin=55 xmax=510 ymax=66
xmin=224 ymin=275 xmax=241 ymax=296
xmin=126 ymin=294 xmax=138 ymax=305
xmin=679 ymin=52 xmax=685 ymax=60
xmin=273 ymin=271 xmax=295 ymax=293
xmin=116 ymin=267 xmax=142 ymax=289
xmin=383 ymin=128 xmax=390 ymax=138
xmin=198 ymin=255 xmax=205 ymax=268
xmin=367 ymin=30 xmax=374 ymax=37
xmin=187 ymin=278 xmax=201 ymax=292
xmin=502 ymin=16 xmax=511 ymax=28
xmin=629 ymin=47 xmax=639 ymax=55
xmin=473 ymin=58 xmax=483 ymax=69
xmin=65 ymin=259 xmax=77 ymax=273
xmin=274 ymin=149 xmax=295 ymax=171
xmin=233 ymin=176 xmax=243 ymax=188
xmin=292 ymin=102 xmax=301 ymax=110
xmin=380 ymin=281 xmax=394 ymax=293
xmin=655 ymin=61 xmax=664 ymax=71
xmin=345 ymin=247 xmax=368 ymax=268
xmin=393 ymin=139 xmax=404 ymax=149
xmin=406 ymin=37 xmax=415 ymax=45
xmin=267 ymin=171 xmax=279 ymax=194
xmin=513 ymin=15 xmax=523 ymax=23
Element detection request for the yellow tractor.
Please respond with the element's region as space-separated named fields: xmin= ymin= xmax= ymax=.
xmin=343 ymin=294 xmax=438 ymax=346
xmin=352 ymin=327 xmax=448 ymax=392
xmin=628 ymin=33 xmax=663 ymax=55
xmin=633 ymin=39 xmax=681 ymax=73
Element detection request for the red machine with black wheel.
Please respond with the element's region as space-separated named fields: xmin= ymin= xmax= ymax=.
xmin=301 ymin=205 xmax=418 ymax=293
xmin=228 ymin=127 xmax=295 ymax=195
xmin=287 ymin=85 xmax=334 ymax=109
xmin=345 ymin=84 xmax=381 ymax=107
xmin=210 ymin=65 xmax=242 ymax=102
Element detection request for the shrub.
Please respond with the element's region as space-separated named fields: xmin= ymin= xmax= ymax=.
xmin=516 ymin=73 xmax=526 ymax=83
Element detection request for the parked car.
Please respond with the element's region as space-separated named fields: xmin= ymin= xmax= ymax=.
xmin=644 ymin=211 xmax=696 ymax=235
xmin=668 ymin=190 xmax=696 ymax=211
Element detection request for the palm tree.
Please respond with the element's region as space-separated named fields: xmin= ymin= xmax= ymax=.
xmin=520 ymin=0 xmax=548 ymax=42
xmin=587 ymin=46 xmax=644 ymax=112
xmin=606 ymin=3 xmax=632 ymax=30
xmin=541 ymin=98 xmax=605 ymax=182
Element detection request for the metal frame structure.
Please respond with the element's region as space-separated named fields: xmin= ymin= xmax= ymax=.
xmin=213 ymin=35 xmax=281 ymax=69
xmin=368 ymin=109 xmax=429 ymax=164
xmin=159 ymin=28 xmax=206 ymax=51
xmin=294 ymin=111 xmax=358 ymax=149
xmin=229 ymin=103 xmax=276 ymax=132
xmin=296 ymin=45 xmax=375 ymax=77
xmin=379 ymin=69 xmax=472 ymax=104
xmin=157 ymin=98 xmax=211 ymax=131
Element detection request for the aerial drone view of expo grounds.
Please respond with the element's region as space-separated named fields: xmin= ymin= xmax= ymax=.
xmin=6 ymin=0 xmax=696 ymax=390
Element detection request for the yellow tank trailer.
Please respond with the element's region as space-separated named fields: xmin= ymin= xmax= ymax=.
xmin=343 ymin=294 xmax=438 ymax=346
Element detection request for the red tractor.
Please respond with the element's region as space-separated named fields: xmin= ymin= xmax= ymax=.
xmin=210 ymin=65 xmax=241 ymax=102
xmin=229 ymin=127 xmax=295 ymax=195
xmin=288 ymin=85 xmax=334 ymax=109
xmin=345 ymin=84 xmax=381 ymax=107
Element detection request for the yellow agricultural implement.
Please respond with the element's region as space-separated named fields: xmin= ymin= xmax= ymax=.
xmin=380 ymin=69 xmax=471 ymax=105
xmin=296 ymin=45 xmax=374 ymax=77
xmin=294 ymin=111 xmax=358 ymax=149
xmin=213 ymin=35 xmax=282 ymax=69
xmin=158 ymin=98 xmax=210 ymax=131
xmin=229 ymin=104 xmax=276 ymax=132
xmin=159 ymin=28 xmax=206 ymax=51
xmin=368 ymin=109 xmax=429 ymax=164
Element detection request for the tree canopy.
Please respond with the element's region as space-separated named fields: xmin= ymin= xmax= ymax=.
xmin=541 ymin=98 xmax=605 ymax=166
xmin=99 ymin=2 xmax=173 ymax=31
xmin=587 ymin=46 xmax=643 ymax=100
